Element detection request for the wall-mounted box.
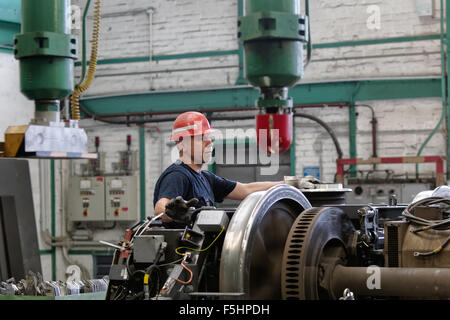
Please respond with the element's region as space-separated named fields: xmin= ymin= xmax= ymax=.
xmin=105 ymin=176 xmax=138 ymax=221
xmin=68 ymin=176 xmax=105 ymax=221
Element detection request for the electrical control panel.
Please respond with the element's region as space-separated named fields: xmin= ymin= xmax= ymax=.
xmin=68 ymin=175 xmax=138 ymax=222
xmin=68 ymin=135 xmax=139 ymax=223
xmin=68 ymin=176 xmax=106 ymax=221
xmin=105 ymin=176 xmax=138 ymax=221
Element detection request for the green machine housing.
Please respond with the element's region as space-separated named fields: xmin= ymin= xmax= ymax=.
xmin=14 ymin=0 xmax=77 ymax=121
xmin=2 ymin=0 xmax=92 ymax=158
xmin=238 ymin=0 xmax=310 ymax=153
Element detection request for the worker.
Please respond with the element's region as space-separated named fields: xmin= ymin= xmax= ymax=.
xmin=153 ymin=111 xmax=285 ymax=228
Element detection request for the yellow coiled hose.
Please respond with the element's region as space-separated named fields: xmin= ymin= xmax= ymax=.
xmin=71 ymin=0 xmax=101 ymax=120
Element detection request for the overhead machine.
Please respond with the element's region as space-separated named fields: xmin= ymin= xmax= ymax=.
xmin=2 ymin=0 xmax=97 ymax=158
xmin=239 ymin=0 xmax=310 ymax=154
xmin=103 ymin=0 xmax=450 ymax=300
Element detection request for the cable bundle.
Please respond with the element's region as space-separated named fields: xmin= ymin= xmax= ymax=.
xmin=402 ymin=197 xmax=450 ymax=257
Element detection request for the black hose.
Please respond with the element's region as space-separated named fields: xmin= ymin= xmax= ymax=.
xmin=294 ymin=112 xmax=343 ymax=159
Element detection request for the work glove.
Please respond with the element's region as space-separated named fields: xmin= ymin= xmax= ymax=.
xmin=285 ymin=175 xmax=321 ymax=189
xmin=165 ymin=196 xmax=199 ymax=222
xmin=298 ymin=175 xmax=321 ymax=189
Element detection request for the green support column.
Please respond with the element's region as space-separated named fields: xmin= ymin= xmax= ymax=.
xmin=446 ymin=0 xmax=450 ymax=180
xmin=235 ymin=0 xmax=247 ymax=85
xmin=349 ymin=104 xmax=357 ymax=177
xmin=139 ymin=126 xmax=146 ymax=220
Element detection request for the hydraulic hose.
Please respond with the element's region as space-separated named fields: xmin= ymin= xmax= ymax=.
xmin=303 ymin=0 xmax=312 ymax=69
xmin=78 ymin=0 xmax=92 ymax=87
xmin=294 ymin=112 xmax=343 ymax=159
xmin=71 ymin=0 xmax=101 ymax=120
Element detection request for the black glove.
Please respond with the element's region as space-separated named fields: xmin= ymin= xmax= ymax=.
xmin=165 ymin=196 xmax=199 ymax=222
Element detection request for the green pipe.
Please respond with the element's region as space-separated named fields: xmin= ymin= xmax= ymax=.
xmin=74 ymin=50 xmax=239 ymax=67
xmin=50 ymin=159 xmax=56 ymax=281
xmin=290 ymin=124 xmax=296 ymax=176
xmin=0 ymin=20 xmax=20 ymax=44
xmin=139 ymin=126 xmax=146 ymax=220
xmin=0 ymin=0 xmax=21 ymax=24
xmin=0 ymin=45 xmax=13 ymax=53
xmin=313 ymin=34 xmax=441 ymax=49
xmin=415 ymin=0 xmax=447 ymax=178
xmin=77 ymin=0 xmax=91 ymax=87
xmin=80 ymin=78 xmax=441 ymax=117
xmin=235 ymin=0 xmax=247 ymax=85
xmin=70 ymin=35 xmax=442 ymax=67
xmin=447 ymin=0 xmax=450 ymax=180
xmin=349 ymin=104 xmax=357 ymax=177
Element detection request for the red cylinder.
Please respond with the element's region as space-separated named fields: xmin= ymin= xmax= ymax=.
xmin=256 ymin=113 xmax=293 ymax=154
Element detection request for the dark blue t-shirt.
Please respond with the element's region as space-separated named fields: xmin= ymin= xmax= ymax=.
xmin=153 ymin=160 xmax=237 ymax=228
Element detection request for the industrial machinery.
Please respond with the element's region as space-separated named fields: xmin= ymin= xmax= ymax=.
xmin=105 ymin=184 xmax=450 ymax=300
xmin=1 ymin=0 xmax=98 ymax=159
xmin=238 ymin=0 xmax=311 ymax=154
xmin=106 ymin=184 xmax=312 ymax=300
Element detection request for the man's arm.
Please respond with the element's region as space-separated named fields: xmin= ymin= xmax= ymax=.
xmin=226 ymin=181 xmax=284 ymax=201
xmin=154 ymin=197 xmax=173 ymax=222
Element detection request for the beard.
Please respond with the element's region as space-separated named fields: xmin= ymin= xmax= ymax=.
xmin=203 ymin=150 xmax=213 ymax=163
xmin=188 ymin=148 xmax=213 ymax=164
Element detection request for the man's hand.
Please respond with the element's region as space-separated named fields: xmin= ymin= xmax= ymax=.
xmin=165 ymin=196 xmax=199 ymax=222
xmin=297 ymin=175 xmax=321 ymax=189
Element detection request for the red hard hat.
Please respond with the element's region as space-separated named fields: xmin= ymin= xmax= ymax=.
xmin=170 ymin=111 xmax=215 ymax=141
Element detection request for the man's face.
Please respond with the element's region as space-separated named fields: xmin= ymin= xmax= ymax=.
xmin=180 ymin=133 xmax=214 ymax=164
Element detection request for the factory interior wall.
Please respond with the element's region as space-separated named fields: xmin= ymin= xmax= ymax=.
xmin=0 ymin=0 xmax=445 ymax=281
xmin=0 ymin=52 xmax=50 ymax=278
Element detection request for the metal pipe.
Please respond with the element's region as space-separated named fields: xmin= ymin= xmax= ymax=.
xmin=331 ymin=265 xmax=450 ymax=299
xmin=80 ymin=103 xmax=348 ymax=120
xmin=355 ymin=104 xmax=377 ymax=159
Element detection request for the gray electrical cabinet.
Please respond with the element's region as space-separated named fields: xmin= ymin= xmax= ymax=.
xmin=68 ymin=175 xmax=139 ymax=222
xmin=68 ymin=176 xmax=106 ymax=221
xmin=105 ymin=176 xmax=138 ymax=221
